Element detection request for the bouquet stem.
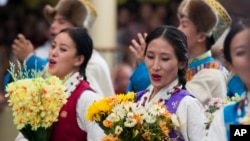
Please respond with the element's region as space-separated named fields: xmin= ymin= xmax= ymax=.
xmin=20 ymin=125 xmax=52 ymax=141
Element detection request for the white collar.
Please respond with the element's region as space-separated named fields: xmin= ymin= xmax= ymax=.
xmin=64 ymin=72 xmax=84 ymax=97
xmin=139 ymin=79 xmax=180 ymax=108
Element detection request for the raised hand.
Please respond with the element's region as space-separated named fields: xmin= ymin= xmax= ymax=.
xmin=129 ymin=33 xmax=148 ymax=66
xmin=12 ymin=34 xmax=35 ymax=62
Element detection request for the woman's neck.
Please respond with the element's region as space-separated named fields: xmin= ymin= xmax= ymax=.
xmin=189 ymin=44 xmax=207 ymax=58
xmin=150 ymin=79 xmax=179 ymax=101
xmin=150 ymin=88 xmax=160 ymax=101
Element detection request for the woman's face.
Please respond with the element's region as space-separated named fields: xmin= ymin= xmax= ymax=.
xmin=145 ymin=38 xmax=181 ymax=91
xmin=230 ymin=28 xmax=250 ymax=90
xmin=178 ymin=16 xmax=201 ymax=57
xmin=48 ymin=32 xmax=83 ymax=79
xmin=49 ymin=13 xmax=74 ymax=40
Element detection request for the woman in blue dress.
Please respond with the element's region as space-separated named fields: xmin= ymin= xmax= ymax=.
xmin=206 ymin=19 xmax=250 ymax=141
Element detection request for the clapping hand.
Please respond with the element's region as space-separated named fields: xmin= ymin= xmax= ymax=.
xmin=12 ymin=34 xmax=35 ymax=62
xmin=129 ymin=33 xmax=148 ymax=66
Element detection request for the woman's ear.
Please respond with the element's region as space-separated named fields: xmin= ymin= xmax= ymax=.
xmin=197 ymin=33 xmax=207 ymax=43
xmin=74 ymin=55 xmax=84 ymax=66
xmin=178 ymin=61 xmax=187 ymax=70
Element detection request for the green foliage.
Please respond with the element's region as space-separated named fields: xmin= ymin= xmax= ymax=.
xmin=8 ymin=61 xmax=44 ymax=81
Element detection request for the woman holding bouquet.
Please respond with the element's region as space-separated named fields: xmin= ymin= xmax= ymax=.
xmin=136 ymin=25 xmax=207 ymax=141
xmin=15 ymin=28 xmax=104 ymax=140
xmin=206 ymin=20 xmax=250 ymax=141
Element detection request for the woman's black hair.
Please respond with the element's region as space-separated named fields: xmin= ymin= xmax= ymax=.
xmin=224 ymin=19 xmax=250 ymax=63
xmin=206 ymin=36 xmax=215 ymax=51
xmin=144 ymin=25 xmax=188 ymax=87
xmin=59 ymin=27 xmax=93 ymax=81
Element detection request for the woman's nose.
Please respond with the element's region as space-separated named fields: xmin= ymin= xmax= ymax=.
xmin=49 ymin=48 xmax=58 ymax=57
xmin=152 ymin=59 xmax=160 ymax=70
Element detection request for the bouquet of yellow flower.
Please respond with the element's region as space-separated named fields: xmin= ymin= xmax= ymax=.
xmin=86 ymin=92 xmax=178 ymax=141
xmin=5 ymin=62 xmax=67 ymax=141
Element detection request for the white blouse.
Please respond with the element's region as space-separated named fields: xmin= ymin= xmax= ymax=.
xmin=137 ymin=79 xmax=207 ymax=141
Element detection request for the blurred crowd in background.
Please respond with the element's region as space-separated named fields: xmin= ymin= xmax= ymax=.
xmin=0 ymin=0 xmax=250 ymax=104
xmin=0 ymin=0 xmax=182 ymax=96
